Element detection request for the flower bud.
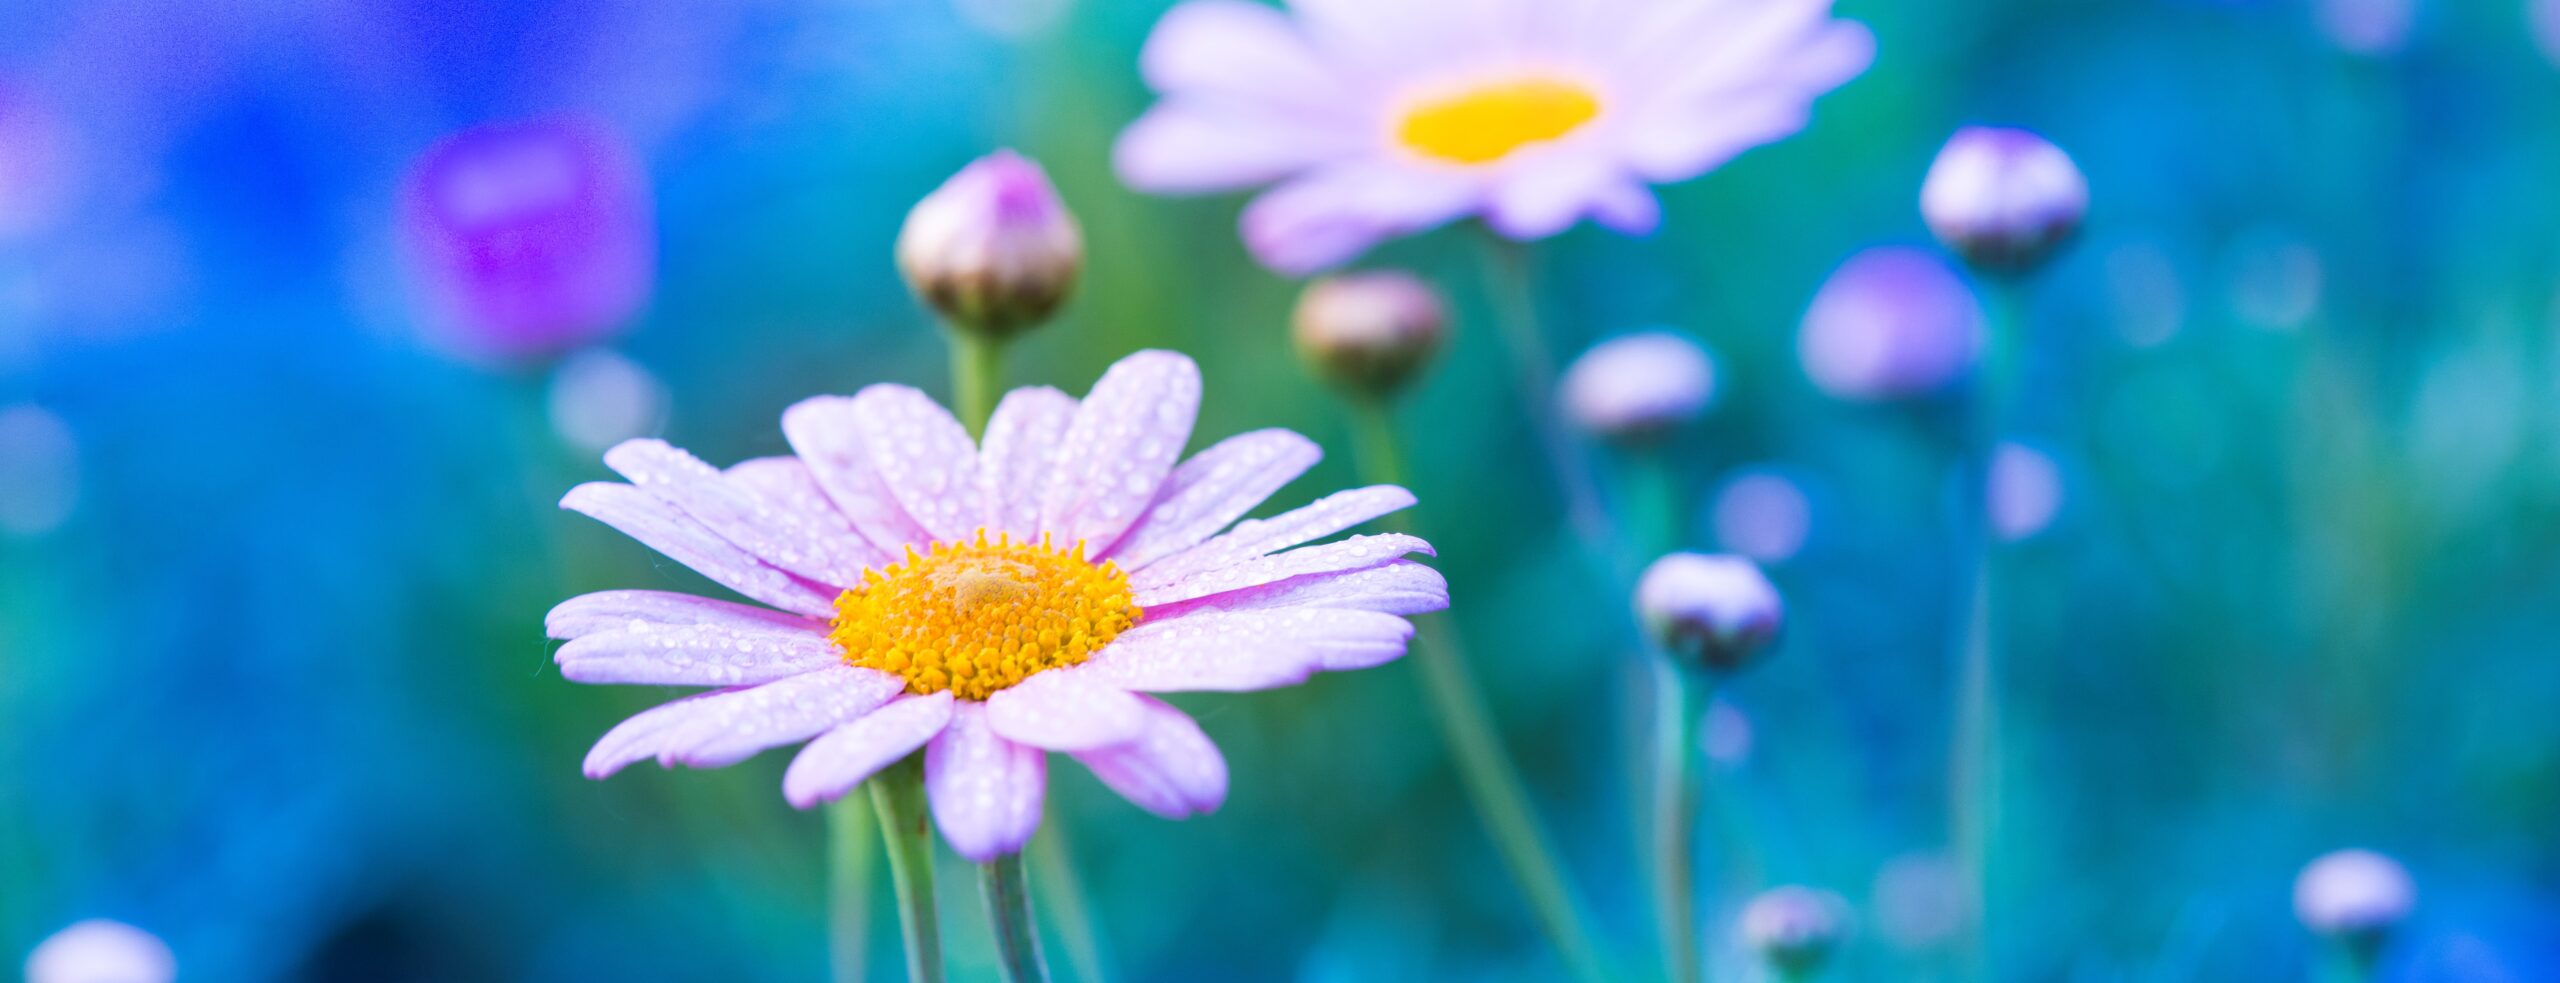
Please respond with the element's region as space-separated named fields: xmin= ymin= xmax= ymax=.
xmin=1291 ymin=270 xmax=1448 ymax=399
xmin=1798 ymin=246 xmax=1983 ymax=402
xmin=897 ymin=150 xmax=1082 ymax=341
xmin=1635 ymin=552 xmax=1782 ymax=674
xmin=1739 ymin=886 xmax=1849 ymax=978
xmin=1559 ymin=331 xmax=1717 ymax=442
xmin=26 ymin=920 xmax=174 ymax=983
xmin=1921 ymin=126 xmax=2087 ymax=274
xmin=2294 ymin=849 xmax=2415 ymax=942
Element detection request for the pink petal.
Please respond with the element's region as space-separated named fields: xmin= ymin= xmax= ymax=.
xmin=555 ymin=617 xmax=841 ymax=686
xmin=1039 ymin=351 xmax=1201 ymax=555
xmin=1105 ymin=428 xmax=1322 ymax=570
xmin=603 ymin=439 xmax=881 ymax=588
xmin=1140 ymin=558 xmax=1449 ymax=620
xmin=1133 ymin=485 xmax=1416 ymax=589
xmin=1133 ymin=533 xmax=1434 ymax=607
xmin=1114 ymin=101 xmax=1355 ymax=195
xmin=1589 ymin=179 xmax=1663 ymax=236
xmin=582 ymin=665 xmax=905 ymax=778
xmin=925 ymin=703 xmax=1049 ymax=862
xmin=977 ymin=386 xmax=1078 ymax=540
xmin=1072 ymin=697 xmax=1227 ymax=819
xmin=1622 ymin=95 xmax=1814 ymax=185
xmin=782 ymin=394 xmax=935 ymax=553
xmin=1239 ymin=162 xmax=1481 ymax=276
xmin=561 ymin=482 xmax=839 ymax=617
xmin=546 ymin=589 xmax=817 ymax=640
xmin=1487 ymin=150 xmax=1618 ymax=240
xmin=1141 ymin=1 xmax=1352 ymax=111
xmin=782 ymin=692 xmax=957 ymax=808
xmin=839 ymin=385 xmax=982 ymax=545
xmin=1080 ymin=607 xmax=1418 ymax=691
xmin=983 ymin=669 xmax=1149 ymax=751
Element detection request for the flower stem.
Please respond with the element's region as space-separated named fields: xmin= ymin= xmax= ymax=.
xmin=1479 ymin=235 xmax=1631 ymax=582
xmin=1951 ymin=282 xmax=2027 ymax=980
xmin=827 ymin=798 xmax=878 ymax=983
xmin=1651 ymin=663 xmax=1712 ymax=983
xmin=1349 ymin=401 xmax=1613 ymax=983
xmin=870 ymin=757 xmax=945 ymax=983
xmin=981 ymin=853 xmax=1052 ymax=983
xmin=949 ymin=330 xmax=1007 ymax=435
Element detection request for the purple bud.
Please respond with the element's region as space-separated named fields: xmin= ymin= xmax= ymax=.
xmin=1987 ymin=441 xmax=2063 ymax=542
xmin=1635 ymin=552 xmax=1782 ymax=673
xmin=25 ymin=920 xmax=174 ymax=983
xmin=2295 ymin=849 xmax=2415 ymax=940
xmin=897 ymin=149 xmax=1082 ymax=341
xmin=1292 ymin=270 xmax=1448 ymax=399
xmin=1921 ymin=126 xmax=2087 ymax=274
xmin=1798 ymin=247 xmax=1983 ymax=401
xmin=1739 ymin=886 xmax=1849 ymax=977
xmin=1559 ymin=331 xmax=1717 ymax=441
xmin=399 ymin=118 xmax=655 ymax=363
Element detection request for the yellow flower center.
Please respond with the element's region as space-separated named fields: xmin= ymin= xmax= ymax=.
xmin=1396 ymin=77 xmax=1603 ymax=166
xmin=831 ymin=532 xmax=1141 ymax=701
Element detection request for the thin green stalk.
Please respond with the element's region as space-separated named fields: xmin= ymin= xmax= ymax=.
xmin=981 ymin=853 xmax=1053 ymax=983
xmin=828 ymin=799 xmax=878 ymax=983
xmin=1031 ymin=825 xmax=1112 ymax=983
xmin=1479 ymin=236 xmax=1631 ymax=582
xmin=1651 ymin=663 xmax=1712 ymax=983
xmin=950 ymin=330 xmax=1007 ymax=434
xmin=870 ymin=757 xmax=944 ymax=983
xmin=1950 ymin=282 xmax=2026 ymax=981
xmin=1351 ymin=401 xmax=1613 ymax=983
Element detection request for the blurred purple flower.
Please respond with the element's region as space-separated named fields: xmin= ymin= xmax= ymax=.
xmin=1798 ymin=246 xmax=1983 ymax=401
xmin=897 ymin=149 xmax=1083 ymax=339
xmin=398 ymin=118 xmax=655 ymax=363
xmin=1711 ymin=467 xmax=1813 ymax=564
xmin=2537 ymin=0 xmax=2560 ymax=69
xmin=25 ymin=920 xmax=173 ymax=983
xmin=1559 ymin=331 xmax=1716 ymax=440
xmin=1921 ymin=126 xmax=2086 ymax=273
xmin=1738 ymin=886 xmax=1848 ymax=976
xmin=2316 ymin=0 xmax=2416 ymax=56
xmin=0 ymin=83 xmax=76 ymax=243
xmin=1987 ymin=441 xmax=2062 ymax=542
xmin=1114 ymin=0 xmax=1873 ymax=275
xmin=2296 ymin=848 xmax=2416 ymax=939
xmin=1292 ymin=270 xmax=1449 ymax=398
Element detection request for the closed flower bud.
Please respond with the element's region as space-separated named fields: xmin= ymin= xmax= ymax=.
xmin=1291 ymin=271 xmax=1447 ymax=399
xmin=1921 ymin=126 xmax=2087 ymax=274
xmin=2295 ymin=849 xmax=2415 ymax=942
xmin=1560 ymin=331 xmax=1717 ymax=442
xmin=897 ymin=150 xmax=1082 ymax=341
xmin=1740 ymin=886 xmax=1849 ymax=978
xmin=1635 ymin=552 xmax=1782 ymax=674
xmin=1798 ymin=246 xmax=1983 ymax=402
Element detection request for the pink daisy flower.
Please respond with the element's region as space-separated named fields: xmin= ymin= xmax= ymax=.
xmin=553 ymin=350 xmax=1445 ymax=860
xmin=1114 ymin=0 xmax=1874 ymax=275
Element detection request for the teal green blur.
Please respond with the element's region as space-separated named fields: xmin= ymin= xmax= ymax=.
xmin=3 ymin=0 xmax=2559 ymax=980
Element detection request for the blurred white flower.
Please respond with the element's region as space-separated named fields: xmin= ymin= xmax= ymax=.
xmin=25 ymin=920 xmax=173 ymax=983
xmin=1987 ymin=441 xmax=2062 ymax=543
xmin=547 ymin=349 xmax=669 ymax=454
xmin=1560 ymin=331 xmax=1717 ymax=441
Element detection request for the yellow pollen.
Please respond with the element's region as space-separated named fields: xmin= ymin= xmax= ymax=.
xmin=831 ymin=530 xmax=1141 ymax=701
xmin=1396 ymin=77 xmax=1602 ymax=165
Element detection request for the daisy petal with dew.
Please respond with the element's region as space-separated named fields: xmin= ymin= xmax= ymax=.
xmin=1115 ymin=0 xmax=1875 ymax=275
xmin=553 ymin=350 xmax=1445 ymax=861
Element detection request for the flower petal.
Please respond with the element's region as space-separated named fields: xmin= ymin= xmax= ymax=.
xmin=581 ymin=665 xmax=905 ymax=778
xmin=783 ymin=394 xmax=935 ymax=553
xmin=1588 ymin=178 xmax=1662 ymax=236
xmin=977 ymin=386 xmax=1078 ymax=540
xmin=1072 ymin=697 xmax=1228 ymax=819
xmin=983 ymin=669 xmax=1150 ymax=751
xmin=1039 ymin=351 xmax=1202 ymax=555
xmin=546 ymin=589 xmax=816 ymax=640
xmin=556 ymin=617 xmax=842 ymax=687
xmin=1141 ymin=0 xmax=1352 ymax=112
xmin=1487 ymin=149 xmax=1618 ymax=240
xmin=782 ymin=692 xmax=957 ymax=809
xmin=1115 ymin=101 xmax=1356 ymax=196
xmin=1135 ymin=532 xmax=1434 ymax=607
xmin=1081 ymin=607 xmax=1418 ymax=691
xmin=1106 ymin=428 xmax=1322 ymax=570
xmin=1140 ymin=558 xmax=1450 ymax=620
xmin=845 ymin=385 xmax=983 ymax=545
xmin=603 ymin=439 xmax=881 ymax=588
xmin=561 ymin=482 xmax=839 ymax=617
xmin=1239 ymin=162 xmax=1481 ymax=276
xmin=1133 ymin=486 xmax=1417 ymax=589
xmin=926 ymin=703 xmax=1049 ymax=862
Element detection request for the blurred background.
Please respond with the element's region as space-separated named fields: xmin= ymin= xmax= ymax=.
xmin=5 ymin=0 xmax=2560 ymax=979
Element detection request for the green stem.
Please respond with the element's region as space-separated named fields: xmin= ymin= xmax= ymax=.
xmin=827 ymin=799 xmax=878 ymax=983
xmin=1479 ymin=235 xmax=1631 ymax=582
xmin=1350 ymin=401 xmax=1612 ymax=983
xmin=1031 ymin=825 xmax=1111 ymax=983
xmin=1652 ymin=664 xmax=1712 ymax=983
xmin=870 ymin=757 xmax=945 ymax=983
xmin=1951 ymin=282 xmax=2027 ymax=980
xmin=981 ymin=853 xmax=1053 ymax=983
xmin=950 ymin=330 xmax=1007 ymax=435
